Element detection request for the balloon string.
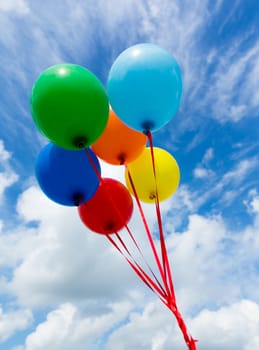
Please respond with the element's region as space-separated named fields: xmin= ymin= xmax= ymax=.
xmin=156 ymin=199 xmax=175 ymax=297
xmin=118 ymin=226 xmax=166 ymax=295
xmin=125 ymin=165 xmax=169 ymax=294
xmin=147 ymin=131 xmax=175 ymax=299
xmin=159 ymin=297 xmax=198 ymax=350
xmin=84 ymin=149 xmax=166 ymax=297
xmin=147 ymin=131 xmax=198 ymax=350
xmin=85 ymin=149 xmax=103 ymax=183
xmin=106 ymin=233 xmax=167 ymax=301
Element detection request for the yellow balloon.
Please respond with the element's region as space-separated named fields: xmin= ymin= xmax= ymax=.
xmin=125 ymin=147 xmax=180 ymax=203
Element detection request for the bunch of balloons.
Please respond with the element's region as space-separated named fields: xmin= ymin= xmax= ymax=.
xmin=31 ymin=43 xmax=197 ymax=350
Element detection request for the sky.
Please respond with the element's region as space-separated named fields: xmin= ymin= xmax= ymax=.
xmin=0 ymin=0 xmax=259 ymax=349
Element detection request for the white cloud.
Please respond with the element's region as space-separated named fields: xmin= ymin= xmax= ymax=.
xmin=193 ymin=147 xmax=215 ymax=179
xmin=11 ymin=185 xmax=152 ymax=306
xmin=245 ymin=189 xmax=259 ymax=216
xmin=6 ymin=182 xmax=259 ymax=349
xmin=107 ymin=300 xmax=184 ymax=350
xmin=166 ymin=188 xmax=259 ymax=312
xmin=202 ymin=148 xmax=214 ymax=163
xmin=107 ymin=298 xmax=259 ymax=350
xmin=0 ymin=140 xmax=11 ymax=161
xmin=0 ymin=140 xmax=19 ymax=202
xmin=106 ymin=191 xmax=259 ymax=349
xmin=23 ymin=301 xmax=132 ymax=350
xmin=166 ymin=214 xmax=237 ymax=311
xmin=0 ymin=225 xmax=37 ymax=268
xmin=0 ymin=172 xmax=18 ymax=199
xmin=191 ymin=300 xmax=259 ymax=350
xmin=173 ymin=185 xmax=195 ymax=212
xmin=193 ymin=167 xmax=212 ymax=179
xmin=17 ymin=299 xmax=188 ymax=350
xmin=20 ymin=298 xmax=259 ymax=350
xmin=0 ymin=306 xmax=33 ymax=342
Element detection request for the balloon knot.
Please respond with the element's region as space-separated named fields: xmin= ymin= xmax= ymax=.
xmin=72 ymin=192 xmax=84 ymax=206
xmin=142 ymin=121 xmax=154 ymax=134
xmin=73 ymin=136 xmax=88 ymax=149
xmin=149 ymin=191 xmax=156 ymax=200
xmin=118 ymin=153 xmax=126 ymax=165
xmin=105 ymin=221 xmax=115 ymax=232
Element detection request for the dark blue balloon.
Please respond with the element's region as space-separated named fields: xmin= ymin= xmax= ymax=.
xmin=35 ymin=143 xmax=101 ymax=206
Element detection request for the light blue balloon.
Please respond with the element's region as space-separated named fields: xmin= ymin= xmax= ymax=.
xmin=107 ymin=43 xmax=183 ymax=133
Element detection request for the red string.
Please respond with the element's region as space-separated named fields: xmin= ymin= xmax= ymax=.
xmin=116 ymin=230 xmax=166 ymax=296
xmin=167 ymin=300 xmax=198 ymax=350
xmin=147 ymin=132 xmax=197 ymax=350
xmin=106 ymin=233 xmax=167 ymax=301
xmin=84 ymin=149 xmax=103 ymax=183
xmin=125 ymin=165 xmax=170 ymax=295
xmin=147 ymin=131 xmax=175 ymax=300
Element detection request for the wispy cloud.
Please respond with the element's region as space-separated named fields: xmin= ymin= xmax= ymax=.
xmin=199 ymin=39 xmax=259 ymax=123
xmin=191 ymin=155 xmax=258 ymax=209
xmin=193 ymin=147 xmax=215 ymax=179
xmin=0 ymin=140 xmax=18 ymax=202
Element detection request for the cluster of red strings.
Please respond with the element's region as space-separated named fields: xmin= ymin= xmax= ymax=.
xmin=85 ymin=132 xmax=197 ymax=350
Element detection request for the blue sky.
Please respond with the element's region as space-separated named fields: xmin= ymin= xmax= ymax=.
xmin=0 ymin=0 xmax=258 ymax=349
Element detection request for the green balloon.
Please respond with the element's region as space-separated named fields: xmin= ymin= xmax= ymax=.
xmin=30 ymin=64 xmax=109 ymax=149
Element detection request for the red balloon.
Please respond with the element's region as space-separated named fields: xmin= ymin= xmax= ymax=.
xmin=78 ymin=178 xmax=133 ymax=234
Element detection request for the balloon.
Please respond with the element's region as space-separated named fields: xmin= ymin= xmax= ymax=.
xmin=30 ymin=64 xmax=109 ymax=150
xmin=35 ymin=144 xmax=101 ymax=206
xmin=78 ymin=178 xmax=133 ymax=234
xmin=125 ymin=147 xmax=180 ymax=203
xmin=91 ymin=108 xmax=147 ymax=165
xmin=107 ymin=43 xmax=182 ymax=133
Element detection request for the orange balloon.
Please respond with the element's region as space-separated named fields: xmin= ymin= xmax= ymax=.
xmin=92 ymin=109 xmax=147 ymax=165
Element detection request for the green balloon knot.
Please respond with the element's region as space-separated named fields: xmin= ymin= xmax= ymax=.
xmin=73 ymin=136 xmax=88 ymax=149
